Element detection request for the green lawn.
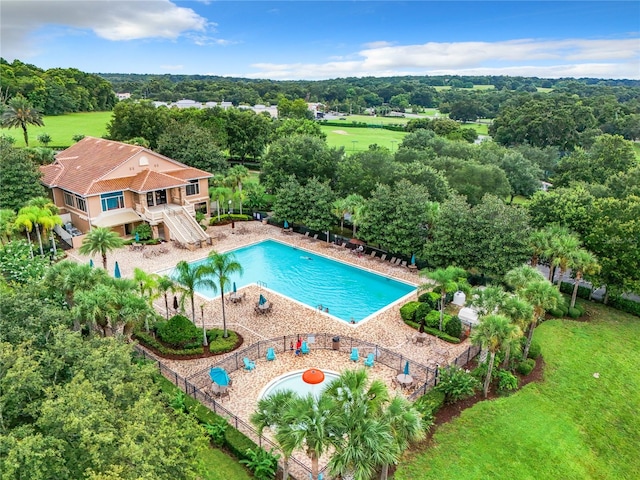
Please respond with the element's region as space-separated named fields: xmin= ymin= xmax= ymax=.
xmin=332 ymin=114 xmax=411 ymax=125
xmin=199 ymin=447 xmax=252 ymax=480
xmin=396 ymin=301 xmax=640 ymax=480
xmin=461 ymin=122 xmax=489 ymax=136
xmin=321 ymin=125 xmax=407 ymax=152
xmin=2 ymin=111 xmax=113 ymax=147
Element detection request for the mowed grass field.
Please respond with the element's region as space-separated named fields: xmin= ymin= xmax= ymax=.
xmin=321 ymin=125 xmax=407 ymax=152
xmin=3 ymin=111 xmax=113 ymax=147
xmin=396 ymin=301 xmax=640 ymax=480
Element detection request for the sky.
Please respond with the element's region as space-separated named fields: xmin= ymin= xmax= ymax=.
xmin=1 ymin=1 xmax=639 ymax=80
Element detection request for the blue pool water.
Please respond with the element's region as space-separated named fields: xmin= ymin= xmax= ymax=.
xmin=176 ymin=239 xmax=415 ymax=323
xmin=260 ymin=370 xmax=339 ymax=399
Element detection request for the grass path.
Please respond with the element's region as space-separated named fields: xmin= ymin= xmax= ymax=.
xmin=396 ymin=301 xmax=640 ymax=480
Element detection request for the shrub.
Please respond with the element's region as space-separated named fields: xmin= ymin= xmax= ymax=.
xmin=204 ymin=421 xmax=227 ymax=447
xmin=418 ymin=291 xmax=440 ymax=310
xmin=424 ymin=309 xmax=441 ymax=329
xmin=208 ymin=329 xmax=239 ymax=354
xmin=516 ymin=358 xmax=536 ymax=376
xmin=496 ymin=369 xmax=518 ymax=393
xmin=559 ymin=281 xmax=592 ymax=300
xmin=156 ymin=314 xmax=200 ymax=347
xmin=527 ymin=340 xmax=542 ymax=360
xmin=225 ymin=426 xmax=259 ymax=462
xmin=444 ymin=315 xmax=462 ymax=339
xmin=240 ymin=447 xmax=280 ymax=480
xmin=609 ymin=296 xmax=640 ymax=317
xmin=413 ymin=389 xmax=445 ymax=425
xmin=471 ymin=360 xmax=496 ymax=384
xmin=209 ymin=213 xmax=252 ymax=225
xmin=423 ymin=326 xmax=461 ymax=344
xmin=133 ymin=223 xmax=153 ymax=241
xmin=134 ymin=330 xmax=204 ymax=356
xmin=400 ymin=301 xmax=421 ymax=322
xmin=568 ymin=307 xmax=582 ymax=319
xmin=549 ymin=308 xmax=565 ymax=318
xmin=414 ymin=303 xmax=432 ymax=325
xmin=435 ymin=366 xmax=480 ymax=404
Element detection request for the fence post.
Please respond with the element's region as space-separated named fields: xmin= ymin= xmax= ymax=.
xmin=434 ymin=365 xmax=440 ymax=386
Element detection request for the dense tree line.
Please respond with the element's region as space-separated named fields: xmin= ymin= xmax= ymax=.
xmin=1 ymin=59 xmax=117 ymax=115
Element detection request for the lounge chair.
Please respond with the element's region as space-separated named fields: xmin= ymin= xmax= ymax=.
xmin=301 ymin=341 xmax=310 ymax=354
xmin=304 ymin=231 xmax=310 ymax=238
xmin=399 ymin=259 xmax=407 ymax=267
xmin=369 ymin=251 xmax=377 ymax=259
xmin=377 ymin=253 xmax=387 ymax=262
xmin=364 ymin=353 xmax=375 ymax=367
xmin=266 ymin=347 xmax=276 ymax=361
xmin=243 ymin=357 xmax=256 ymax=371
xmin=350 ymin=347 xmax=359 ymax=362
xmin=312 ymin=234 xmax=319 ymax=241
xmin=389 ymin=256 xmax=397 ymax=264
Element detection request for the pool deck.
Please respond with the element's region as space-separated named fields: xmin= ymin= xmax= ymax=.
xmin=68 ymin=221 xmax=470 ymax=466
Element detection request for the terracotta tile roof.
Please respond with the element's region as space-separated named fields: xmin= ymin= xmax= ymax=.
xmin=128 ymin=170 xmax=188 ymax=192
xmin=40 ymin=136 xmax=212 ymax=196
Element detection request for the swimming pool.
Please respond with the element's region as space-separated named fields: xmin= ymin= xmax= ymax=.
xmin=175 ymin=239 xmax=415 ymax=323
xmin=260 ymin=370 xmax=339 ymax=399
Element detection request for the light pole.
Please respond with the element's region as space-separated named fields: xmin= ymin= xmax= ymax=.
xmin=228 ymin=200 xmax=232 ymax=215
xmin=351 ymin=140 xmax=358 ymax=151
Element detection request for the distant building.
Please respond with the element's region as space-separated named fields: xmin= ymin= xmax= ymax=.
xmin=541 ymin=181 xmax=553 ymax=192
xmin=116 ymin=93 xmax=131 ymax=100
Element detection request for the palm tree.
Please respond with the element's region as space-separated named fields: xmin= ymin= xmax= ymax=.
xmin=1 ymin=95 xmax=44 ymax=146
xmin=470 ymin=285 xmax=508 ymax=317
xmin=548 ymin=230 xmax=581 ymax=289
xmin=277 ymin=393 xmax=343 ymax=480
xmin=344 ymin=193 xmax=366 ymax=236
xmin=332 ymin=198 xmax=349 ymax=231
xmin=202 ymin=251 xmax=243 ymax=338
xmin=208 ymin=183 xmax=232 ymax=221
xmin=26 ymin=197 xmax=62 ymax=255
xmin=568 ymin=249 xmax=600 ymax=308
xmin=499 ymin=296 xmax=533 ymax=367
xmin=518 ymin=280 xmax=562 ymax=359
xmin=13 ymin=209 xmax=35 ymax=258
xmin=225 ymin=165 xmax=249 ymax=214
xmin=471 ymin=314 xmax=521 ymax=397
xmin=133 ymin=268 xmax=160 ymax=332
xmin=156 ymin=274 xmax=176 ymax=321
xmin=173 ymin=260 xmax=216 ymax=324
xmin=419 ymin=266 xmax=469 ymax=331
xmin=251 ymin=390 xmax=298 ymax=480
xmin=79 ymin=227 xmax=124 ymax=270
xmin=529 ymin=228 xmax=552 ymax=267
xmin=504 ymin=265 xmax=545 ymax=292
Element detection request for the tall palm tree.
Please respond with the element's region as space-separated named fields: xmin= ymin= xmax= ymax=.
xmin=332 ymin=197 xmax=349 ymax=231
xmin=156 ymin=274 xmax=176 ymax=321
xmin=26 ymin=197 xmax=62 ymax=255
xmin=470 ymin=285 xmax=508 ymax=317
xmin=499 ymin=296 xmax=533 ymax=367
xmin=504 ymin=264 xmax=545 ymax=292
xmin=202 ymin=251 xmax=243 ymax=338
xmin=471 ymin=314 xmax=521 ymax=397
xmin=277 ymin=393 xmax=343 ymax=480
xmin=528 ymin=228 xmax=552 ymax=267
xmin=251 ymin=390 xmax=298 ymax=480
xmin=13 ymin=209 xmax=35 ymax=258
xmin=548 ymin=230 xmax=581 ymax=289
xmin=1 ymin=95 xmax=44 ymax=146
xmin=419 ymin=266 xmax=469 ymax=331
xmin=568 ymin=249 xmax=600 ymax=308
xmin=518 ymin=280 xmax=562 ymax=359
xmin=225 ymin=165 xmax=249 ymax=214
xmin=344 ymin=193 xmax=365 ymax=236
xmin=208 ymin=183 xmax=232 ymax=221
xmin=79 ymin=227 xmax=124 ymax=270
xmin=133 ymin=268 xmax=160 ymax=331
xmin=173 ymin=260 xmax=216 ymax=324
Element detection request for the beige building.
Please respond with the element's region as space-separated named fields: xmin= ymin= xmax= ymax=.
xmin=40 ymin=137 xmax=212 ymax=248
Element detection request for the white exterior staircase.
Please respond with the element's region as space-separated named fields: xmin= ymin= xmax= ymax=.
xmin=162 ymin=205 xmax=210 ymax=248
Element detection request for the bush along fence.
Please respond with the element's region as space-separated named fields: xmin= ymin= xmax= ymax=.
xmin=134 ymin=334 xmax=481 ymax=479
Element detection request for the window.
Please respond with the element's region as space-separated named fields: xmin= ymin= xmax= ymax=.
xmin=101 ymin=191 xmax=124 ymax=211
xmin=64 ymin=191 xmax=74 ymax=207
xmin=62 ymin=190 xmax=87 ymax=212
xmin=186 ymin=179 xmax=199 ymax=196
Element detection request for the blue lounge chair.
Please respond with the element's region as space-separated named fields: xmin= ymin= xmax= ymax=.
xmin=350 ymin=348 xmax=359 ymax=362
xmin=266 ymin=347 xmax=276 ymax=361
xmin=301 ymin=341 xmax=310 ymax=354
xmin=243 ymin=357 xmax=256 ymax=371
xmin=364 ymin=353 xmax=375 ymax=367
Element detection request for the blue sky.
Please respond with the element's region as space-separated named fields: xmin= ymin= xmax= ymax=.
xmin=2 ymin=1 xmax=639 ymax=79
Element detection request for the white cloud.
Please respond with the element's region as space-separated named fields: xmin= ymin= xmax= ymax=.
xmin=1 ymin=0 xmax=209 ymax=59
xmin=244 ymin=37 xmax=640 ymax=80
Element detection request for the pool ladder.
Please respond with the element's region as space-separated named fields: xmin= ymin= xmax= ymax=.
xmin=257 ymin=280 xmax=267 ymax=289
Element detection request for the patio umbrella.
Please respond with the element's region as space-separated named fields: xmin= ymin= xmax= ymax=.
xmin=114 ymin=261 xmax=121 ymax=279
xmin=173 ymin=295 xmax=179 ymax=312
xmin=403 ymin=361 xmax=410 ymax=376
xmin=283 ymin=220 xmax=289 ymax=229
xmin=350 ymin=238 xmax=365 ymax=246
xmin=209 ymin=367 xmax=230 ymax=387
xmin=410 ymin=253 xmax=415 ymax=265
xmin=135 ymin=232 xmax=140 ymax=243
xmin=233 ymin=282 xmax=237 ymax=293
xmin=259 ymin=294 xmax=267 ymax=306
xmin=89 ymin=259 xmax=94 ymax=268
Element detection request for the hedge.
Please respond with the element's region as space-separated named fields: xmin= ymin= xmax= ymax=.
xmin=608 ymin=296 xmax=640 ymax=317
xmin=224 ymin=427 xmax=259 ymax=462
xmin=423 ymin=327 xmax=461 ymax=344
xmin=210 ymin=214 xmax=252 ymax=225
xmin=400 ymin=301 xmax=421 ymax=322
xmin=559 ymin=281 xmax=592 ymax=300
xmin=134 ymin=331 xmax=204 ymax=356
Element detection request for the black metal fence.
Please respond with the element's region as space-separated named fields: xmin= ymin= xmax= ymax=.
xmin=135 ymin=334 xmax=480 ymax=479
